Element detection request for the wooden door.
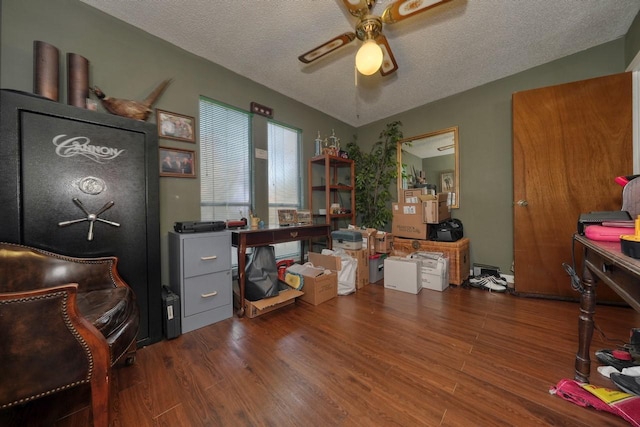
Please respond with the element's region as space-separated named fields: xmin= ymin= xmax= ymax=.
xmin=513 ymin=72 xmax=632 ymax=299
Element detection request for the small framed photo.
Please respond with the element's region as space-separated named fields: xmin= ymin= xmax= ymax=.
xmin=156 ymin=109 xmax=195 ymax=143
xmin=160 ymin=147 xmax=196 ymax=178
xmin=440 ymin=170 xmax=454 ymax=193
xmin=296 ymin=210 xmax=312 ymax=225
xmin=277 ymin=209 xmax=297 ymax=226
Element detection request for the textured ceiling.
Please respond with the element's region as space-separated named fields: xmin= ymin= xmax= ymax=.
xmin=79 ymin=0 xmax=640 ymax=127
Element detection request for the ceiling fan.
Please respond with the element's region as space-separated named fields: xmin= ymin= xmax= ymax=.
xmin=298 ymin=0 xmax=451 ymax=76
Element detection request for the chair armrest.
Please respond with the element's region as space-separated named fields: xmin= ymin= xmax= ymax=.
xmin=0 ymin=284 xmax=110 ymax=409
xmin=0 ymin=242 xmax=129 ymax=292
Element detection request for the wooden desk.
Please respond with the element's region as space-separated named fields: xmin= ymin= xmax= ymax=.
xmin=574 ymin=234 xmax=640 ymax=382
xmin=231 ymin=224 xmax=331 ymax=317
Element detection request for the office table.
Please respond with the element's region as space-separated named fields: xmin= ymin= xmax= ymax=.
xmin=574 ymin=234 xmax=640 ymax=382
xmin=231 ymin=224 xmax=331 ymax=317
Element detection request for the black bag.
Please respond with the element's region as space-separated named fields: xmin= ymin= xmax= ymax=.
xmin=429 ymin=218 xmax=463 ymax=242
xmin=245 ymin=245 xmax=279 ymax=301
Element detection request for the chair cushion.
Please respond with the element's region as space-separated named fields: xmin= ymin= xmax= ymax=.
xmin=76 ymin=287 xmax=136 ymax=338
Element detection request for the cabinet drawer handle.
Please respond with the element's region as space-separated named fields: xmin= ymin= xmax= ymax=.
xmin=290 ymin=231 xmax=298 ymax=238
xmin=201 ymin=291 xmax=218 ymax=298
xmin=201 ymin=255 xmax=217 ymax=261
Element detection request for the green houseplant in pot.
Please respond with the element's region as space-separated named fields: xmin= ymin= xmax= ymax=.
xmin=346 ymin=121 xmax=403 ymax=229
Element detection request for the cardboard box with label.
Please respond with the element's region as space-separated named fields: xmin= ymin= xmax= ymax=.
xmin=403 ymin=188 xmax=435 ymax=203
xmin=392 ymin=203 xmax=429 ymax=239
xmin=383 ymin=256 xmax=422 ymax=294
xmin=296 ymin=252 xmax=340 ymax=306
xmin=423 ymin=193 xmax=450 ymax=224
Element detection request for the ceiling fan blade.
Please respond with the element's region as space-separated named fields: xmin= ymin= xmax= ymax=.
xmin=298 ymin=32 xmax=357 ymax=64
xmin=342 ymin=0 xmax=375 ymax=18
xmin=376 ymin=35 xmax=398 ymax=76
xmin=380 ymin=0 xmax=451 ymax=24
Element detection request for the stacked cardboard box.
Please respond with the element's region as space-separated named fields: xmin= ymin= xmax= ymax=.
xmin=392 ymin=191 xmax=450 ymax=239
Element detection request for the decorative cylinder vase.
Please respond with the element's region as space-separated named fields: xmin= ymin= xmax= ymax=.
xmin=67 ymin=53 xmax=89 ymax=108
xmin=33 ymin=41 xmax=60 ymax=101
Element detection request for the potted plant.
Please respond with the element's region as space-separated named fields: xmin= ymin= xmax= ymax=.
xmin=346 ymin=121 xmax=403 ymax=229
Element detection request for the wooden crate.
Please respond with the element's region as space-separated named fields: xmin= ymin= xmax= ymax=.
xmin=392 ymin=237 xmax=470 ymax=285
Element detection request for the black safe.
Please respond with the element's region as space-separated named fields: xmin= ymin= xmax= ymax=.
xmin=0 ymin=89 xmax=162 ymax=346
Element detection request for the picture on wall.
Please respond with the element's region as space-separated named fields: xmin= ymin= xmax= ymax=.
xmin=159 ymin=147 xmax=196 ymax=178
xmin=440 ymin=170 xmax=454 ymax=193
xmin=156 ymin=109 xmax=195 ymax=142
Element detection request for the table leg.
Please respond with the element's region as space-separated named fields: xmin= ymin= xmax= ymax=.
xmin=575 ymin=261 xmax=596 ymax=382
xmin=236 ymin=240 xmax=247 ymax=317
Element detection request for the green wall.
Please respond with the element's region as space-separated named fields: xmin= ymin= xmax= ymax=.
xmin=2 ymin=0 xmax=639 ymax=279
xmin=357 ymin=39 xmax=630 ymax=274
xmin=0 ymin=0 xmax=356 ymax=283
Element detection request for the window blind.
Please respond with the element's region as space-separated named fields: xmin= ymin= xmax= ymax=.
xmin=199 ymin=96 xmax=251 ymax=222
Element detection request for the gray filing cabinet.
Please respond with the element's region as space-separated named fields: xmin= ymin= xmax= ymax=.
xmin=169 ymin=230 xmax=232 ymax=333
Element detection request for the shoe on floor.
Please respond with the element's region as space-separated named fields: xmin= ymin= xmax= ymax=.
xmin=595 ymin=349 xmax=639 ymax=371
xmin=621 ymin=366 xmax=640 ymax=376
xmin=610 ymin=372 xmax=640 ymax=395
xmin=469 ymin=276 xmax=507 ymax=292
xmin=597 ymin=365 xmax=620 ymax=378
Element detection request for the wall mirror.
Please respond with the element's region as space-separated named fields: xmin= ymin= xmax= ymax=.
xmin=397 ymin=126 xmax=459 ymax=208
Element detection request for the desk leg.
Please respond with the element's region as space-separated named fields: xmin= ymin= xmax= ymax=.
xmin=575 ymin=263 xmax=596 ymax=382
xmin=236 ymin=240 xmax=247 ymax=317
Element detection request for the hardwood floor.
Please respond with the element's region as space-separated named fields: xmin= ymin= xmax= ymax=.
xmin=3 ymin=283 xmax=640 ymax=426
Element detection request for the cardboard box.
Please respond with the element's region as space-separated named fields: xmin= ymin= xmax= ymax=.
xmin=418 ymin=193 xmax=449 ymax=202
xmin=423 ymin=199 xmax=450 ymax=224
xmin=298 ymin=252 xmax=340 ymax=305
xmin=343 ymin=248 xmax=369 ymax=289
xmin=340 ymin=227 xmax=377 ymax=253
xmin=383 ymin=256 xmax=421 ymax=294
xmin=374 ymin=231 xmax=393 ymax=253
xmin=235 ymin=289 xmax=304 ymax=318
xmin=392 ymin=203 xmax=429 ymax=239
xmin=403 ymin=188 xmax=434 ymax=203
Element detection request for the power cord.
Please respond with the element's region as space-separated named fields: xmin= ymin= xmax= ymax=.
xmin=563 ymin=235 xmax=584 ymax=293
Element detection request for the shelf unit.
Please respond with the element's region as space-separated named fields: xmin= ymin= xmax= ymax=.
xmin=308 ymin=154 xmax=356 ymax=230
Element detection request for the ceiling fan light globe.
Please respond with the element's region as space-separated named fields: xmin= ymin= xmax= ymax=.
xmin=355 ymin=40 xmax=383 ymax=75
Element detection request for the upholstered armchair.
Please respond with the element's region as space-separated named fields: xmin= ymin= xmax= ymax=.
xmin=0 ymin=242 xmax=139 ymax=427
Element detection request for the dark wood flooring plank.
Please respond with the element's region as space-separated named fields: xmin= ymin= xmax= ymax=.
xmin=3 ymin=284 xmax=636 ymax=426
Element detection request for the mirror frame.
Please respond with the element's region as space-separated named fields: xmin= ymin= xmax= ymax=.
xmin=397 ymin=126 xmax=460 ymax=208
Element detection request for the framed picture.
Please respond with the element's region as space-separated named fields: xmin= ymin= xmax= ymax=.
xmin=440 ymin=170 xmax=454 ymax=193
xmin=159 ymin=147 xmax=196 ymax=178
xmin=296 ymin=209 xmax=312 ymax=225
xmin=277 ymin=209 xmax=297 ymax=226
xmin=156 ymin=109 xmax=195 ymax=143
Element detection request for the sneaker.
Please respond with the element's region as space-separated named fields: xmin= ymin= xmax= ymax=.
xmin=595 ymin=349 xmax=639 ymax=371
xmin=487 ymin=276 xmax=508 ymax=286
xmin=469 ymin=276 xmax=507 ymax=292
xmin=610 ymin=372 xmax=640 ymax=395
